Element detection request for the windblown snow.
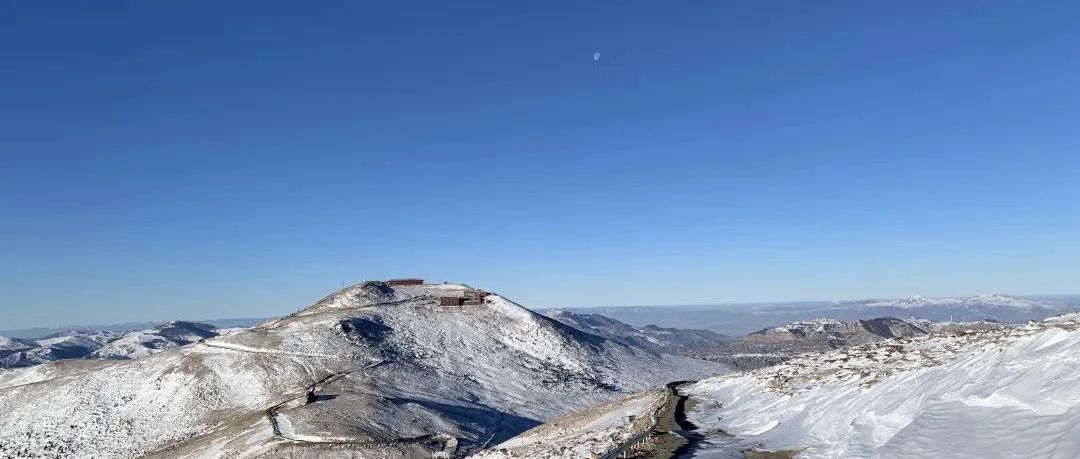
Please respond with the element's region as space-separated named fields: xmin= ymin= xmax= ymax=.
xmin=683 ymin=313 xmax=1080 ymax=458
xmin=0 ymin=282 xmax=724 ymax=458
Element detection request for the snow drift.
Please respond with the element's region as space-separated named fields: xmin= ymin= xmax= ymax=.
xmin=684 ymin=314 xmax=1080 ymax=458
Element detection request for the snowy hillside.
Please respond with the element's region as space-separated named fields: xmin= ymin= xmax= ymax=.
xmin=0 ymin=336 xmax=35 ymax=353
xmin=0 ymin=337 xmax=37 ymax=367
xmin=682 ymin=313 xmax=1080 ymax=458
xmin=0 ymin=330 xmax=121 ymax=368
xmin=0 ymin=322 xmax=229 ymax=368
xmin=738 ymin=317 xmax=929 ymax=352
xmin=681 ymin=317 xmax=931 ymax=371
xmin=473 ymin=390 xmax=668 ymax=459
xmin=544 ymin=309 xmax=731 ymax=354
xmin=0 ymin=281 xmax=724 ymax=458
xmin=92 ymin=321 xmax=219 ymax=360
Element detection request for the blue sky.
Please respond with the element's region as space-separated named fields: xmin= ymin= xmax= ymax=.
xmin=2 ymin=1 xmax=1079 ymax=328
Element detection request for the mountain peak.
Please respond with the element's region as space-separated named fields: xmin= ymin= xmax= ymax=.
xmin=0 ymin=280 xmax=724 ymax=458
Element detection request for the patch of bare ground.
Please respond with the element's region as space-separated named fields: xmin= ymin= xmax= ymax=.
xmin=629 ymin=382 xmax=700 ymax=459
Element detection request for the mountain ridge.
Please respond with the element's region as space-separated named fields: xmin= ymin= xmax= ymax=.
xmin=561 ymin=294 xmax=1075 ymax=336
xmin=0 ymin=281 xmax=724 ymax=458
xmin=542 ymin=309 xmax=732 ymax=354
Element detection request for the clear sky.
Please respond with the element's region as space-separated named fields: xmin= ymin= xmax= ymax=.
xmin=3 ymin=1 xmax=1079 ymax=328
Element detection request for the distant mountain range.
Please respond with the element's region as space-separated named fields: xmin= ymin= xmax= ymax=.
xmin=541 ymin=309 xmax=732 ymax=354
xmin=1 ymin=330 xmax=118 ymax=368
xmin=0 ymin=318 xmax=264 ymax=339
xmin=540 ymin=309 xmax=945 ymax=372
xmin=0 ymin=321 xmax=242 ymax=368
xmin=556 ymin=294 xmax=1078 ymax=336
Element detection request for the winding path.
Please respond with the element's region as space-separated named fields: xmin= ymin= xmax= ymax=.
xmin=200 ymin=340 xmax=345 ymax=359
xmin=263 ymin=360 xmax=457 ymax=454
xmin=201 ymin=292 xmax=459 ymax=454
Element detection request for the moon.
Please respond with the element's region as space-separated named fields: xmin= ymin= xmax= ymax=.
xmin=593 ymin=52 xmax=600 ymax=61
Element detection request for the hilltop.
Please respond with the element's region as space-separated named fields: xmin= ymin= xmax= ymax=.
xmin=0 ymin=281 xmax=724 ymax=458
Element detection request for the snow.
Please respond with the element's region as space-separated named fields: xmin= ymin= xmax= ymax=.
xmin=3 ymin=323 xmax=230 ymax=369
xmin=1 ymin=330 xmax=123 ymax=368
xmin=0 ymin=281 xmax=725 ymax=458
xmin=200 ymin=339 xmax=343 ymax=359
xmin=92 ymin=322 xmax=221 ymax=360
xmin=34 ymin=334 xmax=103 ymax=348
xmin=684 ymin=313 xmax=1080 ymax=458
xmin=473 ymin=390 xmax=668 ymax=459
xmin=0 ymin=336 xmax=32 ymax=352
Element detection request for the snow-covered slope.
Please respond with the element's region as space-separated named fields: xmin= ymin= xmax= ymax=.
xmin=544 ymin=309 xmax=731 ymax=354
xmin=0 ymin=336 xmax=34 ymax=353
xmin=0 ymin=337 xmax=36 ymax=367
xmin=0 ymin=281 xmax=725 ymax=458
xmin=683 ymin=317 xmax=931 ymax=371
xmin=0 ymin=330 xmax=121 ymax=368
xmin=738 ymin=317 xmax=929 ymax=352
xmin=683 ymin=314 xmax=1080 ymax=458
xmin=92 ymin=321 xmax=219 ymax=360
xmin=473 ymin=390 xmax=668 ymax=459
xmin=0 ymin=322 xmax=228 ymax=368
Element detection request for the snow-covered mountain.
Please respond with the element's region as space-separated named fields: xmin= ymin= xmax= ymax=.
xmin=0 ymin=337 xmax=36 ymax=363
xmin=0 ymin=321 xmax=230 ymax=368
xmin=678 ymin=317 xmax=933 ymax=371
xmin=0 ymin=336 xmax=34 ymax=352
xmin=831 ymin=293 xmax=1073 ymax=323
xmin=0 ymin=330 xmax=121 ymax=368
xmin=543 ymin=309 xmax=732 ymax=354
xmin=681 ymin=313 xmax=1080 ymax=458
xmin=92 ymin=321 xmax=221 ymax=360
xmin=0 ymin=281 xmax=724 ymax=458
xmin=0 ymin=318 xmax=264 ymax=340
xmin=851 ymin=293 xmax=1044 ymax=309
xmin=567 ymin=294 xmax=1074 ymax=336
xmin=737 ymin=317 xmax=929 ymax=353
